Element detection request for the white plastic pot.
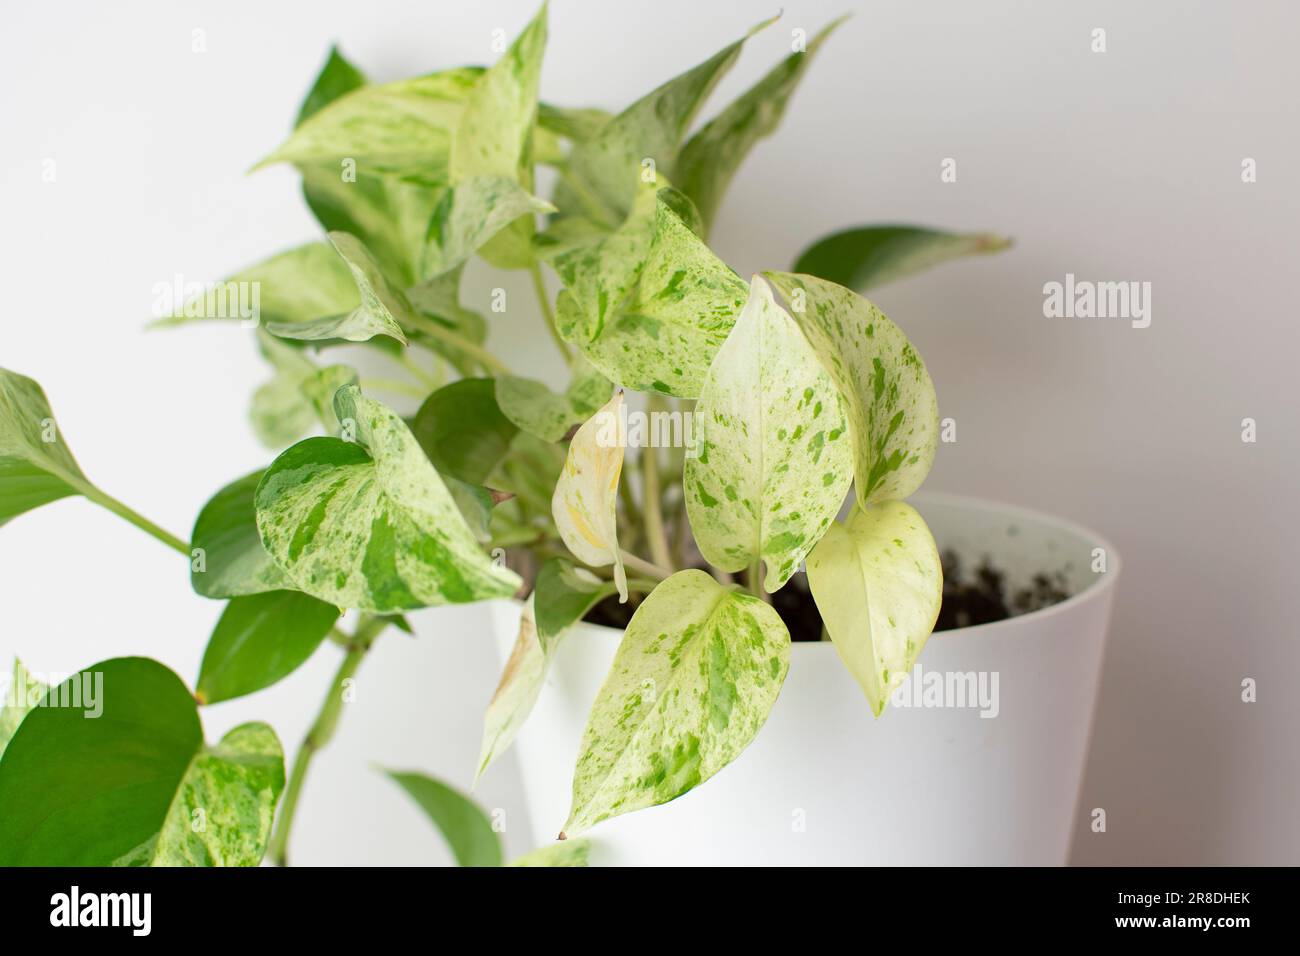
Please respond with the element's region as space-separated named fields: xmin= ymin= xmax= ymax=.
xmin=493 ymin=491 xmax=1119 ymax=866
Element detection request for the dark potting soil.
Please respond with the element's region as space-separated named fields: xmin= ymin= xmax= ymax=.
xmin=583 ymin=551 xmax=1072 ymax=640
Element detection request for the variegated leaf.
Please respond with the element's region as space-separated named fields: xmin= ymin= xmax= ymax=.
xmin=254 ymin=68 xmax=483 ymax=178
xmin=0 ymin=659 xmax=46 ymax=761
xmin=255 ymin=385 xmax=521 ymax=612
xmin=677 ymin=17 xmax=845 ymax=234
xmin=265 ymin=232 xmax=408 ymax=344
xmin=806 ymin=500 xmax=942 ymax=716
xmin=563 ymin=569 xmax=790 ymax=835
xmin=494 ymin=356 xmax=611 ymax=443
xmin=554 ymin=189 xmax=748 ymax=397
xmin=249 ymin=331 xmax=357 ymax=448
xmin=0 ymin=368 xmax=89 ymax=526
xmin=764 ymin=272 xmax=939 ymax=506
xmin=792 ymin=225 xmax=1012 ymax=293
xmin=476 ymin=597 xmax=547 ymax=782
xmin=551 ymin=391 xmax=627 ymax=600
xmin=510 ymin=838 xmax=590 ymax=867
xmin=422 ymin=176 xmax=554 ymax=277
xmin=685 ymin=276 xmax=852 ymax=591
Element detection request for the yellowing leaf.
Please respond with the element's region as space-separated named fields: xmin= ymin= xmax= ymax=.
xmin=551 ymin=391 xmax=627 ymax=601
xmin=806 ymin=500 xmax=942 ymax=716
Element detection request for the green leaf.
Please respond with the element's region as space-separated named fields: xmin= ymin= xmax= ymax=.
xmin=0 ymin=368 xmax=88 ymax=525
xmin=677 ymin=17 xmax=845 ymax=233
xmin=564 ymin=569 xmax=790 ymax=835
xmin=554 ymin=187 xmax=748 ymax=397
xmin=494 ymin=357 xmax=610 ymax=443
xmin=685 ymin=276 xmax=852 ymax=591
xmin=764 ymin=272 xmax=939 ymax=507
xmin=249 ymin=331 xmax=358 ymax=449
xmin=509 ymin=838 xmax=590 ymax=867
xmin=255 ymin=385 xmax=521 ymax=612
xmin=422 ymin=176 xmax=554 ymax=277
xmin=404 ymin=267 xmax=489 ymax=374
xmin=385 ymin=770 xmax=503 ymax=866
xmin=411 ymin=378 xmax=518 ymax=485
xmin=296 ymin=45 xmax=367 ymax=126
xmin=560 ymin=16 xmax=774 ymax=221
xmin=196 ymin=591 xmax=341 ymax=704
xmin=191 ymin=469 xmax=293 ymax=598
xmin=254 ymin=68 xmax=483 ymax=178
xmin=264 ymin=232 xmax=408 ymax=344
xmin=806 ymin=501 xmax=942 ymax=716
xmin=476 ymin=596 xmax=548 ymax=782
xmin=0 ymin=657 xmax=284 ymax=866
xmin=537 ymin=103 xmax=612 ymax=143
xmin=792 ymin=225 xmax=1012 ymax=292
xmin=533 ymin=558 xmax=616 ymax=654
xmin=149 ymin=242 xmax=361 ymax=329
xmin=0 ymin=659 xmax=45 ymax=761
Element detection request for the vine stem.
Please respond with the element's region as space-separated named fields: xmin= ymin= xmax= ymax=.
xmin=529 ymin=264 xmax=571 ymax=362
xmin=747 ymin=560 xmax=770 ymax=603
xmin=618 ymin=549 xmax=672 ymax=582
xmin=74 ymin=481 xmax=190 ymax=556
xmin=269 ymin=614 xmax=388 ymax=867
xmin=639 ymin=444 xmax=674 ymax=572
xmin=404 ymin=314 xmax=510 ymax=376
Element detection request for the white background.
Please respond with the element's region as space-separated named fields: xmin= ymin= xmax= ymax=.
xmin=2 ymin=0 xmax=1297 ymax=865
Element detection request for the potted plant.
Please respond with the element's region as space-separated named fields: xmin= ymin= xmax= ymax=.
xmin=0 ymin=4 xmax=1118 ymax=866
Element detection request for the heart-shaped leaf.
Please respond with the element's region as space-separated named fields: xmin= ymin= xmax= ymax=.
xmin=806 ymin=501 xmax=942 ymax=716
xmin=552 ymin=391 xmax=627 ymax=600
xmin=764 ymin=272 xmax=939 ymax=507
xmin=0 ymin=369 xmax=88 ymax=526
xmin=191 ymin=469 xmax=293 ymax=598
xmin=792 ymin=225 xmax=1012 ymax=292
xmin=685 ymin=276 xmax=852 ymax=591
xmin=265 ymin=232 xmax=408 ymax=344
xmin=554 ymin=188 xmax=748 ymax=397
xmin=0 ymin=657 xmax=283 ymax=866
xmin=677 ymin=17 xmax=845 ymax=234
xmin=196 ymin=591 xmax=341 ymax=704
xmin=256 ymin=385 xmax=521 ymax=612
xmin=564 ymin=569 xmax=790 ymax=835
xmin=385 ymin=770 xmax=503 ymax=867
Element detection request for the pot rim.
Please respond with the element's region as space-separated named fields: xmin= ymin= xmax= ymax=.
xmin=498 ymin=491 xmax=1120 ymax=646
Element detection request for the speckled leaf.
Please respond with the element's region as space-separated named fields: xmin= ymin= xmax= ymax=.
xmin=564 ymin=569 xmax=790 ymax=835
xmin=149 ymin=722 xmax=285 ymax=866
xmin=476 ymin=596 xmax=548 ymax=782
xmin=265 ymin=232 xmax=407 ymax=344
xmin=149 ymin=242 xmax=360 ymax=329
xmin=792 ymin=225 xmax=1012 ymax=292
xmin=495 ymin=357 xmax=610 ymax=443
xmin=0 ymin=660 xmax=45 ymax=761
xmin=249 ymin=331 xmax=357 ymax=449
xmin=0 ymin=657 xmax=284 ymax=867
xmin=191 ymin=469 xmax=293 ymax=598
xmin=254 ymin=68 xmax=483 ymax=178
xmin=386 ymin=770 xmax=503 ymax=867
xmin=422 ymin=176 xmax=554 ymax=277
xmin=510 ymin=838 xmax=590 ymax=867
xmin=806 ymin=501 xmax=942 ymax=716
xmin=677 ymin=17 xmax=844 ymax=233
xmin=560 ymin=17 xmax=773 ymax=221
xmin=533 ymin=558 xmax=618 ymax=654
xmin=685 ymin=276 xmax=852 ymax=591
xmin=255 ymin=385 xmax=520 ymax=612
xmin=552 ymin=391 xmax=627 ymax=601
xmin=0 ymin=369 xmax=88 ymax=525
xmin=555 ymin=190 xmax=748 ymax=396
xmin=196 ymin=591 xmax=340 ymax=704
xmin=764 ymin=272 xmax=938 ymax=506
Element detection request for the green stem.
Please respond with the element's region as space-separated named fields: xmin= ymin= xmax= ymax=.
xmin=269 ymin=615 xmax=388 ymax=867
xmin=394 ymin=351 xmax=439 ymax=389
xmin=640 ymin=445 xmax=674 ymax=572
xmin=360 ymin=377 xmax=427 ymax=399
xmin=619 ymin=549 xmax=672 ymax=582
xmin=746 ymin=561 xmax=771 ymax=603
xmin=405 ymin=314 xmax=509 ymax=376
xmin=529 ymin=264 xmax=571 ymax=362
xmin=75 ymin=481 xmax=190 ymax=556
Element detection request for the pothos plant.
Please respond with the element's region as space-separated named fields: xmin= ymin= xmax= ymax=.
xmin=0 ymin=4 xmax=1008 ymax=863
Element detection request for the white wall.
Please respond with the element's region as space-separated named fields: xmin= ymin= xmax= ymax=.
xmin=2 ymin=0 xmax=1296 ymax=865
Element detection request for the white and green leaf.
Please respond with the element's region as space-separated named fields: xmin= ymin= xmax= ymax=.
xmin=806 ymin=500 xmax=942 ymax=716
xmin=564 ymin=569 xmax=790 ymax=835
xmin=0 ymin=659 xmax=46 ymax=761
xmin=422 ymin=177 xmax=554 ymax=277
xmin=685 ymin=276 xmax=852 ymax=591
xmin=764 ymin=271 xmax=939 ymax=506
xmin=509 ymin=838 xmax=590 ymax=867
xmin=494 ymin=356 xmax=610 ymax=443
xmin=0 ymin=369 xmax=88 ymax=526
xmin=476 ymin=596 xmax=547 ymax=783
xmin=255 ymin=385 xmax=521 ymax=612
